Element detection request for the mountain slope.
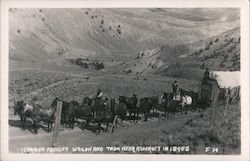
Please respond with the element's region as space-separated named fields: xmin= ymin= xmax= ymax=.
xmin=9 ymin=8 xmax=240 ymax=67
xmin=121 ymin=27 xmax=240 ymax=79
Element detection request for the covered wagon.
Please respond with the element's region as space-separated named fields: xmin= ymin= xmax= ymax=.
xmin=198 ymin=71 xmax=240 ymax=127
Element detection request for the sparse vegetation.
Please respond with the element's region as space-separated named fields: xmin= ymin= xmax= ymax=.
xmin=94 ymin=62 xmax=104 ymax=70
xmin=205 ymin=44 xmax=210 ymax=50
xmin=117 ymin=28 xmax=122 ymax=35
xmin=199 ymin=48 xmax=203 ymax=53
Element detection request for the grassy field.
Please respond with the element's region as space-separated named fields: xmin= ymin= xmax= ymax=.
xmin=9 ymin=68 xmax=198 ymax=108
xmin=156 ymin=103 xmax=241 ymax=154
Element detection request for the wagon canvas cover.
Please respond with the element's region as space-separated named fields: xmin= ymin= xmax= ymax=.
xmin=209 ymin=71 xmax=240 ymax=89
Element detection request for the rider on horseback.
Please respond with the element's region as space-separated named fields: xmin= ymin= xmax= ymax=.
xmin=131 ymin=94 xmax=138 ymax=107
xmin=96 ymin=88 xmax=104 ymax=99
xmin=172 ymin=81 xmax=178 ymax=98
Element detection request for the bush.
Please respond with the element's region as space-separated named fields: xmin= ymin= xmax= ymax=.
xmin=205 ymin=45 xmax=210 ymax=50
xmin=95 ymin=62 xmax=104 ymax=70
xmin=117 ymin=28 xmax=122 ymax=35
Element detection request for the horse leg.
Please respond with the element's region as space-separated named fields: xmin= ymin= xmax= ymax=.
xmin=136 ymin=111 xmax=139 ymax=123
xmin=115 ymin=117 xmax=118 ymax=127
xmin=47 ymin=121 xmax=50 ymax=132
xmin=20 ymin=117 xmax=24 ymax=129
xmin=32 ymin=119 xmax=38 ymax=134
xmin=23 ymin=117 xmax=27 ymax=129
xmin=144 ymin=111 xmax=147 ymax=121
xmin=97 ymin=122 xmax=101 ymax=134
xmin=106 ymin=122 xmax=109 ymax=132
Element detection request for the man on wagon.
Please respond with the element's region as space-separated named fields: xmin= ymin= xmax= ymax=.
xmin=202 ymin=68 xmax=210 ymax=84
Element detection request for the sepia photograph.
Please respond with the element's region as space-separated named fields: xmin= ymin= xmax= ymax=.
xmin=1 ymin=0 xmax=249 ymax=161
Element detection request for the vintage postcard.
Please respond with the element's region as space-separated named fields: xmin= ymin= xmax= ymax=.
xmin=1 ymin=0 xmax=249 ymax=161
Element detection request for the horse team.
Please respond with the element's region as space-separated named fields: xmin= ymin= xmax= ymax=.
xmin=13 ymin=88 xmax=200 ymax=134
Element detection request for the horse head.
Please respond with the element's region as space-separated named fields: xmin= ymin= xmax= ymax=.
xmin=51 ymin=97 xmax=60 ymax=108
xmin=14 ymin=100 xmax=24 ymax=115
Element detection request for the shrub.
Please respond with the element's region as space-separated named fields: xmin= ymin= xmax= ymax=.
xmin=205 ymin=45 xmax=210 ymax=50
xmin=95 ymin=62 xmax=104 ymax=70
xmin=117 ymin=28 xmax=122 ymax=35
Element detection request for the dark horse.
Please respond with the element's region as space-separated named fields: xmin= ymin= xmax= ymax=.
xmin=159 ymin=92 xmax=178 ymax=118
xmin=13 ymin=101 xmax=56 ymax=133
xmin=51 ymin=97 xmax=79 ymax=129
xmin=90 ymin=97 xmax=113 ymax=134
xmin=74 ymin=96 xmax=112 ymax=134
xmin=119 ymin=96 xmax=139 ymax=122
xmin=139 ymin=96 xmax=159 ymax=121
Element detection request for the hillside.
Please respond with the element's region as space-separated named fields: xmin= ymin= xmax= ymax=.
xmin=121 ymin=27 xmax=240 ymax=80
xmin=9 ymin=8 xmax=239 ymax=68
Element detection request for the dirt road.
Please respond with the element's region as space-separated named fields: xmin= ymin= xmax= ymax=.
xmin=9 ymin=111 xmax=199 ymax=153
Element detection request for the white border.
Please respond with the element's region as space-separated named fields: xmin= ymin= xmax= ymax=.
xmin=1 ymin=0 xmax=249 ymax=161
